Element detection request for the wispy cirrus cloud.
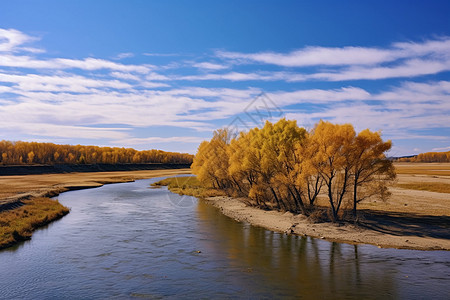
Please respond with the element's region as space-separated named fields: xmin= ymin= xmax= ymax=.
xmin=0 ymin=28 xmax=43 ymax=53
xmin=432 ymin=146 xmax=450 ymax=151
xmin=0 ymin=54 xmax=153 ymax=73
xmin=193 ymin=62 xmax=229 ymax=70
xmin=114 ymin=136 xmax=206 ymax=145
xmin=307 ymin=58 xmax=450 ymax=81
xmin=112 ymin=52 xmax=134 ymax=60
xmin=211 ymin=37 xmax=450 ymax=82
xmin=0 ymin=29 xmax=152 ymax=73
xmin=216 ymin=37 xmax=450 ymax=67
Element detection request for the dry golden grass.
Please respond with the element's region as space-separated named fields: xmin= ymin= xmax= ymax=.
xmin=397 ymin=182 xmax=450 ymax=194
xmin=151 ymin=176 xmax=225 ymax=198
xmin=0 ymin=198 xmax=69 ymax=249
xmin=394 ymin=162 xmax=450 ymax=176
xmin=354 ymin=163 xmax=450 ymax=216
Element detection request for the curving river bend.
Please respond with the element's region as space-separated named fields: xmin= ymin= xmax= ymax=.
xmin=0 ymin=177 xmax=449 ymax=299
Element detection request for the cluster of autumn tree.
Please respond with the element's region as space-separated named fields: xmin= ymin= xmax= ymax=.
xmin=192 ymin=119 xmax=396 ymax=221
xmin=397 ymin=151 xmax=450 ymax=163
xmin=0 ymin=141 xmax=193 ymax=165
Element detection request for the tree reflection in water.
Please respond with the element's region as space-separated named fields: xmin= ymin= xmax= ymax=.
xmin=196 ymin=200 xmax=397 ymax=299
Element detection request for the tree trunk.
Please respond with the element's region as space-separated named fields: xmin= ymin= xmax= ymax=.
xmin=292 ymin=186 xmax=307 ymax=215
xmin=288 ymin=186 xmax=305 ymax=215
xmin=327 ymin=181 xmax=337 ymax=222
xmin=335 ymin=169 xmax=349 ymax=217
xmin=270 ymin=187 xmax=282 ymax=211
xmin=353 ymin=176 xmax=358 ymax=219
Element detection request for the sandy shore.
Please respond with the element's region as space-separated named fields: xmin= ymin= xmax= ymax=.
xmin=205 ymin=196 xmax=450 ymax=251
xmin=201 ymin=164 xmax=450 ymax=251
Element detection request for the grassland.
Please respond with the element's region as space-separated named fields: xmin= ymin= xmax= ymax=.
xmin=393 ymin=163 xmax=450 ymax=193
xmin=394 ymin=162 xmax=450 ymax=176
xmin=0 ymin=198 xmax=69 ymax=249
xmin=397 ymin=182 xmax=450 ymax=193
xmin=151 ymin=176 xmax=224 ymax=198
xmin=369 ymin=163 xmax=450 ymax=216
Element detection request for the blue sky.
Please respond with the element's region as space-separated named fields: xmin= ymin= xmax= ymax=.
xmin=0 ymin=1 xmax=449 ymax=155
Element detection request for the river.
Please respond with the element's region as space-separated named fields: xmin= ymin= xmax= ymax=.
xmin=0 ymin=177 xmax=449 ymax=299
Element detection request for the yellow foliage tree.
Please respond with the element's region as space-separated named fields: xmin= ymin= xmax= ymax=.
xmin=193 ymin=119 xmax=395 ymax=222
xmin=0 ymin=140 xmax=193 ymax=165
xmin=192 ymin=129 xmax=233 ymax=190
xmin=228 ymin=129 xmax=260 ymax=198
xmin=27 ymin=151 xmax=35 ymax=164
xmin=350 ymin=129 xmax=396 ymax=218
xmin=299 ymin=121 xmax=356 ymax=222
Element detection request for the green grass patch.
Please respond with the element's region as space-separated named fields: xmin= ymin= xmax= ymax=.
xmin=151 ymin=176 xmax=225 ymax=198
xmin=397 ymin=182 xmax=450 ymax=193
xmin=0 ymin=198 xmax=70 ymax=250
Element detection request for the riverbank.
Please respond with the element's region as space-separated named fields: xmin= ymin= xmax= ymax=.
xmin=0 ymin=198 xmax=69 ymax=249
xmin=0 ymin=169 xmax=191 ymax=249
xmin=153 ymin=165 xmax=450 ymax=251
xmin=205 ymin=196 xmax=450 ymax=251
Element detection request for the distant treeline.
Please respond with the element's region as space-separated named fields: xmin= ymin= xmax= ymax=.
xmin=397 ymin=151 xmax=450 ymax=163
xmin=192 ymin=119 xmax=395 ymax=222
xmin=0 ymin=140 xmax=193 ymax=165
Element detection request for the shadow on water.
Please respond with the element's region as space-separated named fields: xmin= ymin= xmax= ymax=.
xmin=195 ymin=200 xmax=399 ymax=299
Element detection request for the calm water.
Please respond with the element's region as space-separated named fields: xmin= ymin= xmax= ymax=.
xmin=0 ymin=177 xmax=449 ymax=299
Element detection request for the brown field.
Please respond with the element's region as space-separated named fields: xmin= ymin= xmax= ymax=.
xmin=354 ymin=163 xmax=450 ymax=216
xmin=394 ymin=162 xmax=450 ymax=176
xmin=396 ymin=182 xmax=450 ymax=193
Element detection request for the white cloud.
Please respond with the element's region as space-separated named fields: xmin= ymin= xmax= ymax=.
xmin=376 ymin=80 xmax=450 ymax=102
xmin=270 ymin=87 xmax=371 ymax=105
xmin=53 ymin=57 xmax=152 ymax=73
xmin=308 ymin=58 xmax=450 ymax=81
xmin=110 ymin=72 xmax=141 ymax=81
xmin=0 ymin=121 xmax=130 ymax=140
xmin=193 ymin=62 xmax=228 ymax=70
xmin=114 ymin=136 xmax=206 ymax=145
xmin=0 ymin=54 xmax=153 ymax=73
xmin=0 ymin=28 xmax=42 ymax=53
xmin=216 ymin=37 xmax=450 ymax=67
xmin=140 ymin=81 xmax=170 ymax=88
xmin=113 ymin=52 xmax=134 ymax=60
xmin=217 ymin=47 xmax=395 ymax=67
xmin=0 ymin=29 xmax=152 ymax=73
xmin=146 ymin=72 xmax=170 ymax=81
xmin=174 ymin=58 xmax=450 ymax=83
xmin=0 ymin=72 xmax=132 ymax=92
xmin=0 ymin=85 xmax=11 ymax=93
xmin=178 ymin=71 xmax=296 ymax=81
xmin=431 ymin=146 xmax=450 ymax=151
